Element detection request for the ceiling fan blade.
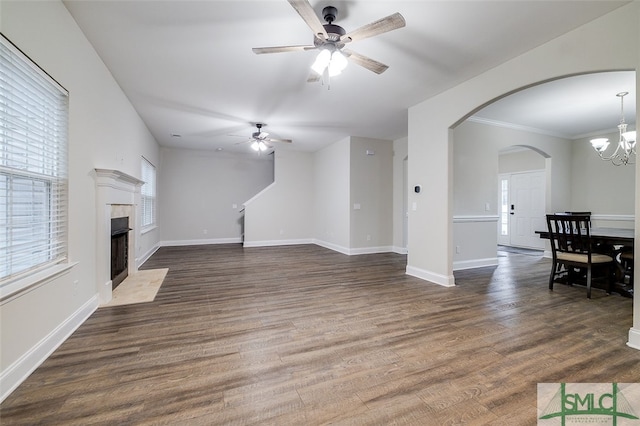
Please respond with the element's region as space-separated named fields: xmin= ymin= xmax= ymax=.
xmin=342 ymin=49 xmax=389 ymax=74
xmin=252 ymin=45 xmax=316 ymax=55
xmin=266 ymin=138 xmax=293 ymax=144
xmin=340 ymin=12 xmax=406 ymax=44
xmin=287 ymin=0 xmax=328 ymax=40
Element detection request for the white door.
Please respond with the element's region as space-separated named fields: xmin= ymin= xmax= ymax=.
xmin=497 ymin=175 xmax=510 ymax=246
xmin=509 ymin=170 xmax=546 ymax=249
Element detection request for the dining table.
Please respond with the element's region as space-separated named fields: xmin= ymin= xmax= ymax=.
xmin=536 ymin=227 xmax=634 ymax=297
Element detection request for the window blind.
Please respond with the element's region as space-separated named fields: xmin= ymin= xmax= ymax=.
xmin=0 ymin=35 xmax=68 ymax=282
xmin=141 ymin=157 xmax=155 ymax=228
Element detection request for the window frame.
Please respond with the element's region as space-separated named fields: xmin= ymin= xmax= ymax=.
xmin=140 ymin=156 xmax=156 ymax=232
xmin=0 ymin=34 xmax=69 ymax=291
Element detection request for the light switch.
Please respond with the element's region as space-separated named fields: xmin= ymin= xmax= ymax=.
xmin=412 ymin=202 xmax=417 ymax=211
xmin=354 ymin=203 xmax=361 ymax=210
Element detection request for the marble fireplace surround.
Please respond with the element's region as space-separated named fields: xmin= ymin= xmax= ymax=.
xmin=94 ymin=169 xmax=144 ymax=304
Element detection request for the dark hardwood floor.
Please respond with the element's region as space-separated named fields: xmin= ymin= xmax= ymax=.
xmin=1 ymin=244 xmax=638 ymax=425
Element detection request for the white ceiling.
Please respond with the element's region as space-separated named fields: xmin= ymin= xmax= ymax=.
xmin=62 ymin=0 xmax=635 ymax=154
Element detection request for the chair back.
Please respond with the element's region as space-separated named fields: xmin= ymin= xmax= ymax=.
xmin=546 ymin=214 xmax=593 ymax=258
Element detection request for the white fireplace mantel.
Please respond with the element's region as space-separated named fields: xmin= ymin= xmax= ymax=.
xmin=94 ymin=169 xmax=144 ymax=304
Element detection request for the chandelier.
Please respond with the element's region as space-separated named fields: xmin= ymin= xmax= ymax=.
xmin=590 ymin=91 xmax=637 ymax=165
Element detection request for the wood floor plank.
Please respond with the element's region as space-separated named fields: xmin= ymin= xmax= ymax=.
xmin=1 ymin=243 xmax=639 ymax=424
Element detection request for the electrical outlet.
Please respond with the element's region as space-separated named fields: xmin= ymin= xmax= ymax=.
xmin=366 ymin=235 xmax=371 ymax=241
xmin=455 ymin=245 xmax=460 ymax=254
xmin=203 ymin=229 xmax=208 ymax=235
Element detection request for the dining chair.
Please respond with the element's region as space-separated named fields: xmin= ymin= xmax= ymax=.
xmin=546 ymin=214 xmax=614 ymax=298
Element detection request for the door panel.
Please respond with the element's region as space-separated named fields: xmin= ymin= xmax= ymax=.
xmin=508 ymin=170 xmax=545 ymax=249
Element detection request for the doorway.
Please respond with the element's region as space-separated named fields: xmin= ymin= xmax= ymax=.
xmin=498 ymin=170 xmax=546 ymax=249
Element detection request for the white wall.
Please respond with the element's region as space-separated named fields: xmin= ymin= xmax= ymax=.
xmin=350 ymin=137 xmax=393 ymax=252
xmin=243 ymin=150 xmax=314 ymax=246
xmin=408 ymin=3 xmax=638 ymax=286
xmin=452 ymin=120 xmax=573 ymax=268
xmin=571 ymin=132 xmax=635 ymax=217
xmin=499 ymin=149 xmax=546 ymax=174
xmin=407 ymin=2 xmax=639 ymax=347
xmin=0 ymin=0 xmax=160 ymax=400
xmin=159 ymin=148 xmax=273 ymax=245
xmin=393 ymin=137 xmax=408 ymax=253
xmin=313 ymin=138 xmax=351 ymax=252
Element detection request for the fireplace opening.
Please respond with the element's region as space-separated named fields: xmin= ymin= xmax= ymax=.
xmin=111 ymin=217 xmax=131 ymax=290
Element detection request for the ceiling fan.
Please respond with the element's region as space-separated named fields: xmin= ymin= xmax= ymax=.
xmin=252 ymin=0 xmax=405 ymax=81
xmin=237 ymin=123 xmax=293 ymax=152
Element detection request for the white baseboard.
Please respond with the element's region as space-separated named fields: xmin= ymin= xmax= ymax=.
xmin=392 ymin=246 xmax=408 ymax=255
xmin=453 ymin=257 xmax=499 ymax=271
xmin=349 ymin=246 xmax=394 ymax=255
xmin=406 ymin=266 xmax=455 ymax=287
xmin=627 ymin=327 xmax=640 ymax=351
xmin=243 ymin=239 xmax=314 ymax=248
xmin=0 ymin=295 xmax=99 ymax=403
xmin=160 ymin=237 xmax=242 ymax=247
xmin=313 ymin=239 xmax=351 ymax=255
xmin=137 ymin=244 xmax=160 ymax=268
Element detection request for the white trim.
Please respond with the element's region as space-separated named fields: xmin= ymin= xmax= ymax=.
xmin=453 ymin=257 xmax=499 ymax=271
xmin=161 ymin=237 xmax=243 ymax=247
xmin=453 ymin=215 xmax=500 ymax=223
xmin=392 ymin=246 xmax=408 ymax=255
xmin=140 ymin=225 xmax=157 ymax=235
xmin=0 ymin=295 xmax=99 ymax=403
xmin=467 ymin=115 xmax=571 ymax=139
xmin=313 ymin=239 xmax=351 ymax=255
xmin=137 ymin=244 xmax=160 ymax=268
xmin=591 ymin=214 xmax=635 ymax=222
xmin=627 ymin=327 xmax=640 ymax=351
xmin=243 ymin=182 xmax=276 ymax=207
xmin=0 ymin=262 xmax=78 ymax=302
xmin=406 ymin=266 xmax=455 ymax=287
xmin=349 ymin=246 xmax=394 ymax=255
xmin=243 ymin=239 xmax=314 ymax=248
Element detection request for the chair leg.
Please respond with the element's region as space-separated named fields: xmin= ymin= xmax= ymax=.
xmin=549 ymin=261 xmax=556 ymax=290
xmin=586 ymin=266 xmax=592 ymax=299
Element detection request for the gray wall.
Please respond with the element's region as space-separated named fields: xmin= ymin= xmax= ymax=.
xmin=0 ymin=0 xmax=161 ymax=399
xmin=159 ymin=148 xmax=273 ymax=244
xmin=350 ymin=137 xmax=394 ymax=251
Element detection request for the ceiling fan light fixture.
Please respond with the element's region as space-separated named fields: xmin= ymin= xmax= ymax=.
xmin=311 ymin=48 xmax=348 ymax=77
xmin=311 ymin=49 xmax=331 ymax=75
xmin=328 ymin=50 xmax=348 ymax=76
xmin=251 ymin=141 xmax=268 ymax=152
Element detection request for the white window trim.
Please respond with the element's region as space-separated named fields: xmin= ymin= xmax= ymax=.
xmin=0 ymin=34 xmax=70 ymax=295
xmin=140 ymin=156 xmax=156 ymax=231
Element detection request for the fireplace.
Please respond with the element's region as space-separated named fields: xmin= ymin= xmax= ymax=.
xmin=95 ymin=169 xmax=144 ymax=304
xmin=111 ymin=216 xmax=131 ymax=290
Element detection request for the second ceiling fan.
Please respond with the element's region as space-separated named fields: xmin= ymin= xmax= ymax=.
xmin=252 ymin=0 xmax=405 ymax=81
xmin=239 ymin=123 xmax=292 ymax=152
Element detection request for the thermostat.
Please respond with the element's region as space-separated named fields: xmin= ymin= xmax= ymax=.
xmin=414 ymin=185 xmax=422 ymax=194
